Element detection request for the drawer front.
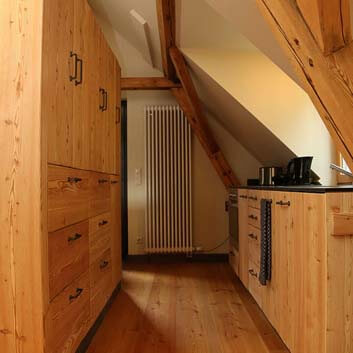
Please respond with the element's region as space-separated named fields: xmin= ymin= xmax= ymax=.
xmin=248 ymin=260 xmax=262 ymax=307
xmin=49 ymin=221 xmax=89 ymax=300
xmin=89 ymin=212 xmax=111 ymax=234
xmin=229 ymin=245 xmax=239 ymax=276
xmin=90 ymin=249 xmax=112 ymax=292
xmin=48 ymin=165 xmax=90 ymax=232
xmin=248 ymin=225 xmax=261 ymax=267
xmin=45 ymin=272 xmax=90 ymax=353
xmin=248 ymin=190 xmax=260 ymax=209
xmin=248 ymin=207 xmax=260 ymax=229
xmin=89 ymin=172 xmax=110 ymax=218
xmin=89 ymin=212 xmax=111 ymax=264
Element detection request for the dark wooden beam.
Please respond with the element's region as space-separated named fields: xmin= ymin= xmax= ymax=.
xmin=170 ymin=47 xmax=239 ymax=188
xmin=256 ymin=0 xmax=353 ymax=178
xmin=296 ymin=0 xmax=351 ymax=55
xmin=156 ymin=0 xmax=177 ymax=80
xmin=121 ymin=77 xmax=181 ymax=90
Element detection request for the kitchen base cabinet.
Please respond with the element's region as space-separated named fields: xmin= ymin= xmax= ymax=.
xmin=232 ymin=187 xmax=353 ymax=353
xmin=238 ymin=190 xmax=249 ymax=287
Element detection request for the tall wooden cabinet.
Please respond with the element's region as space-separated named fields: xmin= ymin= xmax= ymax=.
xmin=0 ymin=0 xmax=122 ymax=352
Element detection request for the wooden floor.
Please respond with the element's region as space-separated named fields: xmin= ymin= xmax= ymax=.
xmin=86 ymin=261 xmax=288 ymax=353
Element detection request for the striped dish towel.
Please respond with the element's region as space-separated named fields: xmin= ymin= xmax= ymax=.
xmin=259 ymin=199 xmax=272 ymax=286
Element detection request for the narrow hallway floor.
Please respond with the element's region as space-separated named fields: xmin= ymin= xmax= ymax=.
xmin=86 ymin=261 xmax=288 ymax=353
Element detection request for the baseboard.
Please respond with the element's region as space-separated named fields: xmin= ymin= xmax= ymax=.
xmin=126 ymin=253 xmax=228 ymax=264
xmin=76 ymin=281 xmax=122 ymax=353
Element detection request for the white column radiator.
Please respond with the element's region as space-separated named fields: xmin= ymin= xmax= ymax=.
xmin=145 ymin=105 xmax=193 ymax=254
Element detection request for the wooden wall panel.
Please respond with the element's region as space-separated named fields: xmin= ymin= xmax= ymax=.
xmin=0 ymin=0 xmax=46 ymax=352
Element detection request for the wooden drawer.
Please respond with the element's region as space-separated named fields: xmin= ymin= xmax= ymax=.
xmin=89 ymin=212 xmax=111 ymax=264
xmin=45 ymin=272 xmax=90 ymax=353
xmin=90 ymin=249 xmax=112 ymax=291
xmin=48 ymin=165 xmax=90 ymax=232
xmin=248 ymin=260 xmax=262 ymax=307
xmin=229 ymin=244 xmax=239 ymax=276
xmin=49 ymin=221 xmax=89 ymax=300
xmin=248 ymin=190 xmax=260 ymax=209
xmin=248 ymin=207 xmax=260 ymax=229
xmin=89 ymin=172 xmax=110 ymax=218
xmin=248 ymin=225 xmax=261 ymax=267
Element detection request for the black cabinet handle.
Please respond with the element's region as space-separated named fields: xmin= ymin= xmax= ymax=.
xmin=68 ymin=233 xmax=82 ymax=243
xmin=98 ymin=179 xmax=109 ymax=184
xmin=276 ymin=200 xmax=291 ymax=206
xmin=69 ymin=51 xmax=78 ymax=82
xmin=99 ymin=220 xmax=108 ymax=227
xmin=111 ymin=180 xmax=118 ymax=184
xmin=100 ymin=260 xmax=109 ymax=269
xmin=248 ymin=233 xmax=258 ymax=240
xmin=249 ymin=196 xmax=258 ymax=201
xmin=229 ymin=250 xmax=235 ymax=256
xmin=99 ymin=88 xmax=105 ymax=111
xmin=249 ymin=269 xmax=258 ymax=278
xmin=104 ymin=90 xmax=108 ymax=111
xmin=248 ymin=214 xmax=258 ymax=220
xmin=67 ymin=177 xmax=82 ymax=183
xmin=75 ymin=57 xmax=83 ymax=86
xmin=69 ymin=288 xmax=83 ymax=301
xmin=239 ymin=195 xmax=248 ymax=199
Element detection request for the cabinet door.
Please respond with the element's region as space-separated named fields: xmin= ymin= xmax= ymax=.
xmin=115 ymin=61 xmax=122 ymax=174
xmin=238 ymin=190 xmax=249 ymax=288
xmin=269 ymin=192 xmax=303 ymax=351
xmin=43 ymin=0 xmax=74 ymax=167
xmin=73 ymin=0 xmax=98 ymax=170
xmin=110 ymin=175 xmax=122 ymax=288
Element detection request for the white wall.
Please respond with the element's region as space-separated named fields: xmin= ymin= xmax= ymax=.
xmin=127 ymin=90 xmax=261 ymax=255
xmin=182 ymin=48 xmax=336 ymax=185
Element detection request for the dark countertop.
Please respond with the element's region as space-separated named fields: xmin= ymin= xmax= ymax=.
xmin=236 ymin=185 xmax=353 ymax=194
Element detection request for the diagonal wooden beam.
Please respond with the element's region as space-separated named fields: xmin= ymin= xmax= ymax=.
xmin=121 ymin=77 xmax=181 ymax=90
xmin=255 ymin=0 xmax=353 ymax=175
xmin=156 ymin=0 xmax=177 ymax=80
xmin=296 ymin=0 xmax=351 ymax=55
xmin=170 ymin=48 xmax=239 ymax=188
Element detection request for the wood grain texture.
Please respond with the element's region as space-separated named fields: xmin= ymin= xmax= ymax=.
xmin=332 ymin=213 xmax=353 ymax=235
xmin=0 ymin=0 xmax=46 ymax=351
xmin=326 ymin=193 xmax=353 ymax=353
xmin=238 ymin=191 xmax=249 ymax=288
xmin=89 ymin=172 xmax=111 ymax=217
xmin=256 ymin=0 xmax=353 ymax=172
xmin=86 ymin=262 xmax=288 ymax=353
xmin=49 ymin=220 xmax=89 ymax=300
xmin=296 ymin=0 xmax=351 ymax=55
xmin=121 ymin=77 xmax=181 ymax=90
xmin=43 ymin=0 xmax=74 ymax=167
xmin=156 ymin=0 xmax=177 ymax=80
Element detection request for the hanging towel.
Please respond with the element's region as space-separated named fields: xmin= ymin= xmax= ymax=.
xmin=259 ymin=199 xmax=272 ymax=286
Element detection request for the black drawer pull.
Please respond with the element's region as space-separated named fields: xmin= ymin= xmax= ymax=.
xmin=98 ymin=179 xmax=109 ymax=184
xmin=69 ymin=51 xmax=78 ymax=82
xmin=248 ymin=233 xmax=258 ymax=240
xmin=99 ymin=220 xmax=108 ymax=227
xmin=248 ymin=215 xmax=258 ymax=220
xmin=111 ymin=180 xmax=118 ymax=184
xmin=100 ymin=260 xmax=109 ymax=269
xmin=67 ymin=177 xmax=82 ymax=183
xmin=103 ymin=90 xmax=108 ymax=112
xmin=68 ymin=233 xmax=82 ymax=243
xmin=249 ymin=196 xmax=258 ymax=201
xmin=276 ymin=200 xmax=291 ymax=206
xmin=75 ymin=57 xmax=83 ymax=86
xmin=69 ymin=288 xmax=83 ymax=301
xmin=239 ymin=195 xmax=248 ymax=199
xmin=249 ymin=269 xmax=258 ymax=278
xmin=99 ymin=88 xmax=105 ymax=112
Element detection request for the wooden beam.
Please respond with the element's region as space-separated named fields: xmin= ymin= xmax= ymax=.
xmin=156 ymin=0 xmax=177 ymax=80
xmin=170 ymin=47 xmax=239 ymax=188
xmin=296 ymin=0 xmax=351 ymax=55
xmin=256 ymin=0 xmax=353 ymax=173
xmin=121 ymin=77 xmax=181 ymax=90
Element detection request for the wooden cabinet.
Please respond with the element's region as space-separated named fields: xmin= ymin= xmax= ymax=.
xmin=110 ymin=175 xmax=122 ymax=287
xmin=238 ymin=190 xmax=249 ymax=287
xmin=233 ymin=188 xmax=348 ymax=353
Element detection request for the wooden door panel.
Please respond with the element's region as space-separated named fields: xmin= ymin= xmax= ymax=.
xmin=43 ymin=0 xmax=74 ymax=167
xmin=238 ymin=190 xmax=249 ymax=288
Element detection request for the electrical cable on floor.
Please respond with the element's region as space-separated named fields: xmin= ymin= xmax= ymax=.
xmin=198 ymin=236 xmax=230 ymax=253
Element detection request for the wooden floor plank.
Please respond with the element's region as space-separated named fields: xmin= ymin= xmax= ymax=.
xmin=86 ymin=262 xmax=288 ymax=353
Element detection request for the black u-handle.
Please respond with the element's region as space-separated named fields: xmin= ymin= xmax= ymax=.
xmin=103 ymin=90 xmax=108 ymax=111
xmin=99 ymin=88 xmax=105 ymax=111
xmin=69 ymin=51 xmax=78 ymax=82
xmin=75 ymin=57 xmax=83 ymax=86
